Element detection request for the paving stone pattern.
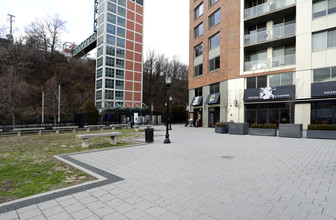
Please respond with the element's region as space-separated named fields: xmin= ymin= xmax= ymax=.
xmin=1 ymin=125 xmax=336 ymax=219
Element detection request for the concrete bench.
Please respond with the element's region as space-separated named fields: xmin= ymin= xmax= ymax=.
xmin=110 ymin=124 xmax=128 ymax=130
xmin=52 ymin=126 xmax=79 ymax=134
xmin=76 ymin=132 xmax=122 ymax=148
xmin=14 ymin=127 xmax=45 ymax=136
xmin=134 ymin=124 xmax=147 ymax=132
xmin=84 ymin=125 xmax=107 ymax=132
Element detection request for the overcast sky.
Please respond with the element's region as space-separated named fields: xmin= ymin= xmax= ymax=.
xmin=0 ymin=0 xmax=190 ymax=64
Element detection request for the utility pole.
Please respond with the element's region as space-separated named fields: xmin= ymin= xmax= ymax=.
xmin=7 ymin=14 xmax=15 ymax=41
xmin=57 ymin=84 xmax=61 ymax=126
xmin=42 ymin=92 xmax=45 ymax=125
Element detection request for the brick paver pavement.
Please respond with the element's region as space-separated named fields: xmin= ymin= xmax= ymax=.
xmin=1 ymin=125 xmax=336 ymax=220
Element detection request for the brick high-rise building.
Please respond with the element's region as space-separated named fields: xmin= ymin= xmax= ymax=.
xmin=189 ymin=0 xmax=336 ymax=128
xmin=95 ymin=0 xmax=144 ymax=110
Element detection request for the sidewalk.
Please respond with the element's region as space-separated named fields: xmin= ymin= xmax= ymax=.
xmin=1 ymin=125 xmax=336 ymax=220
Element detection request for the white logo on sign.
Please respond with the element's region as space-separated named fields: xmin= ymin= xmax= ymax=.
xmin=259 ymin=87 xmax=276 ymax=100
xmin=192 ymin=97 xmax=200 ymax=105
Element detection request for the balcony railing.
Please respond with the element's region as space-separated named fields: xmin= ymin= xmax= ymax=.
xmin=244 ymin=23 xmax=296 ymax=46
xmin=245 ymin=0 xmax=296 ymax=20
xmin=244 ymin=54 xmax=295 ymax=71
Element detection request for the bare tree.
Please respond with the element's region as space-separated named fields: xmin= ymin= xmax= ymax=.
xmin=0 ymin=67 xmax=31 ymax=128
xmin=25 ymin=14 xmax=66 ymax=54
xmin=44 ymin=75 xmax=60 ymax=125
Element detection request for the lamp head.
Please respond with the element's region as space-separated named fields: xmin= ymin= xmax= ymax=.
xmin=165 ymin=72 xmax=172 ymax=86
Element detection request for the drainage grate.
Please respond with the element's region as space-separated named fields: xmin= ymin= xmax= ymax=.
xmin=221 ymin=156 xmax=234 ymax=159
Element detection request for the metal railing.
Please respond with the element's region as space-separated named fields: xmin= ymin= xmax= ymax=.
xmin=244 ymin=23 xmax=296 ymax=46
xmin=244 ymin=54 xmax=295 ymax=71
xmin=245 ymin=0 xmax=296 ymax=19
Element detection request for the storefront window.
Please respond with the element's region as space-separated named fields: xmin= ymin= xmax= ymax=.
xmin=311 ymin=101 xmax=336 ymax=124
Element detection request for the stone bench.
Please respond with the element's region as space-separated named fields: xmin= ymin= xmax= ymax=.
xmin=13 ymin=127 xmax=45 ymax=136
xmin=110 ymin=124 xmax=128 ymax=130
xmin=84 ymin=125 xmax=107 ymax=132
xmin=76 ymin=132 xmax=122 ymax=148
xmin=134 ymin=124 xmax=147 ymax=132
xmin=52 ymin=126 xmax=79 ymax=134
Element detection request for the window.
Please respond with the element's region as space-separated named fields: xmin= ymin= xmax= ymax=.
xmin=116 ymin=80 xmax=124 ymax=89
xmin=108 ymin=2 xmax=116 ymax=13
xmin=97 ymin=68 xmax=103 ymax=78
xmin=116 ymin=48 xmax=125 ymax=58
xmin=209 ymin=56 xmax=220 ymax=72
xmin=209 ymin=32 xmax=220 ymax=50
xmin=106 ymin=35 xmax=115 ymax=45
xmin=194 ymin=64 xmax=203 ymax=77
xmin=115 ymin=101 xmax=124 ymax=107
xmin=96 ymin=90 xmax=102 ymax=100
xmin=117 ymin=17 xmax=126 ymax=27
xmin=116 ymin=69 xmax=124 ymax=79
xmin=311 ymin=101 xmax=336 ymax=125
xmin=106 ymin=46 xmax=115 ymax=56
xmin=96 ymin=79 xmax=102 ymax=89
xmin=117 ymin=38 xmax=125 ymax=48
xmin=195 ymin=23 xmax=203 ymax=38
xmin=272 ymin=45 xmax=295 ymax=66
xmin=313 ymin=29 xmax=336 ymax=51
xmin=209 ymin=9 xmax=220 ymax=29
xmin=96 ymin=101 xmax=102 ymax=109
xmin=98 ymin=36 xmax=104 ymax=46
xmin=97 ymin=46 xmax=103 ymax=57
xmin=105 ymin=79 xmax=114 ymax=89
xmin=106 ymin=101 xmax=114 ymax=107
xmin=313 ymin=0 xmax=336 ymax=19
xmin=118 ymin=0 xmax=126 ymax=7
xmin=194 ymin=43 xmax=203 ymax=57
xmin=209 ymin=0 xmax=218 ymax=7
xmin=98 ymin=24 xmax=104 ymax=36
xmin=313 ymin=66 xmax=336 ymax=82
xmin=195 ymin=87 xmax=202 ymax=97
xmin=195 ymin=3 xmax=203 ymax=20
xmin=118 ymin=6 xmax=126 ymax=17
xmin=97 ymin=57 xmax=103 ymax=68
xmin=98 ymin=14 xmax=104 ymax=26
xmin=106 ymin=67 xmax=114 ymax=77
xmin=106 ymin=57 xmax=115 ymax=67
xmin=107 ymin=24 xmax=116 ymax=35
xmin=210 ymin=83 xmax=220 ymax=94
xmin=105 ymin=90 xmax=114 ymax=99
xmin=117 ymin=27 xmax=125 ymax=37
xmin=246 ymin=76 xmax=267 ymax=89
xmin=116 ymin=59 xmax=125 ymax=68
xmin=136 ymin=0 xmax=143 ymax=6
xmin=115 ymin=91 xmax=124 ymax=100
xmin=269 ymin=72 xmax=293 ymax=87
xmin=107 ymin=13 xmax=116 ymax=24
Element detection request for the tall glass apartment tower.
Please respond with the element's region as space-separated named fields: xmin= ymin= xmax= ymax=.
xmin=95 ymin=0 xmax=144 ymax=110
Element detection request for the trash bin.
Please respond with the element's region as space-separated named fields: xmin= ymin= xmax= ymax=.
xmin=145 ymin=126 xmax=154 ymax=142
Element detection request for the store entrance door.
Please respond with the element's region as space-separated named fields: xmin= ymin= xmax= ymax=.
xmin=195 ymin=109 xmax=202 ymax=127
xmin=209 ymin=107 xmax=220 ymax=127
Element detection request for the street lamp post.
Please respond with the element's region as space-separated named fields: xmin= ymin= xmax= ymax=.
xmin=164 ymin=72 xmax=172 ymax=144
xmin=169 ymin=96 xmax=172 ymax=130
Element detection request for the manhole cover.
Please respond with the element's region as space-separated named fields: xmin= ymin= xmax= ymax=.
xmin=221 ymin=156 xmax=234 ymax=159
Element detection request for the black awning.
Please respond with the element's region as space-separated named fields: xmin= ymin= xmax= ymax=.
xmin=191 ymin=96 xmax=203 ymax=106
xmin=205 ymin=93 xmax=220 ymax=105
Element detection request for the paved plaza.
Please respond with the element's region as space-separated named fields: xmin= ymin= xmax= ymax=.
xmin=1 ymin=125 xmax=336 ymax=220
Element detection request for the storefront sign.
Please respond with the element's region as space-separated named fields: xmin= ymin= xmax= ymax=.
xmin=205 ymin=93 xmax=220 ymax=104
xmin=311 ymin=81 xmax=336 ymax=97
xmin=191 ymin=96 xmax=203 ymax=106
xmin=243 ymin=85 xmax=295 ymax=101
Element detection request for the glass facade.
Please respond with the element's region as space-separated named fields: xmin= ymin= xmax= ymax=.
xmin=311 ymin=101 xmax=336 ymax=124
xmin=95 ymin=0 xmax=143 ymax=109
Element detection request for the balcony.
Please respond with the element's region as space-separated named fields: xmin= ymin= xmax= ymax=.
xmin=244 ymin=54 xmax=295 ymax=71
xmin=245 ymin=23 xmax=296 ymax=46
xmin=245 ymin=0 xmax=296 ymax=20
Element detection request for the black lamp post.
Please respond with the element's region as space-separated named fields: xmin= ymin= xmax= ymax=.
xmin=169 ymin=96 xmax=172 ymax=130
xmin=164 ymin=72 xmax=172 ymax=144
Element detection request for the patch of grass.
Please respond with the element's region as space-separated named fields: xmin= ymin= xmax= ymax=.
xmin=0 ymin=128 xmax=144 ymax=203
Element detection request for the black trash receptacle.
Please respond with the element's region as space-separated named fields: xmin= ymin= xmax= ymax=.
xmin=145 ymin=126 xmax=154 ymax=142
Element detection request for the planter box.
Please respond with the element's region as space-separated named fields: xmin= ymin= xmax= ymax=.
xmin=307 ymin=130 xmax=336 ymax=140
xmin=249 ymin=128 xmax=277 ymax=136
xmin=279 ymin=124 xmax=303 ymax=138
xmin=229 ymin=123 xmax=249 ymax=135
xmin=215 ymin=127 xmax=228 ymax=134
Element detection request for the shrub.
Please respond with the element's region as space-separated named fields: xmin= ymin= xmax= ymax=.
xmin=251 ymin=124 xmax=277 ymax=129
xmin=83 ymin=100 xmax=99 ymax=125
xmin=308 ymin=124 xmax=336 ymax=131
xmin=215 ymin=122 xmax=227 ymax=128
